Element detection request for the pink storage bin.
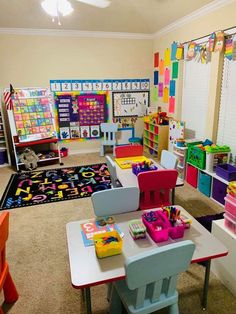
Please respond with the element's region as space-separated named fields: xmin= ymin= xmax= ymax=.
xmin=224 ymin=194 xmax=236 ymax=217
xmin=224 ymin=212 xmax=236 ymax=234
xmin=186 ymin=164 xmax=198 ymax=188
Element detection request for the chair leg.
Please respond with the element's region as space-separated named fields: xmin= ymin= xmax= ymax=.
xmin=113 ymin=145 xmax=116 ymax=157
xmin=109 ymin=285 xmax=123 ymax=314
xmin=169 ymin=302 xmax=179 ymax=314
xmin=3 ymin=272 xmax=19 ymax=303
xmin=107 ymin=283 xmax=112 ymax=302
xmin=100 ymin=145 xmax=105 ymax=156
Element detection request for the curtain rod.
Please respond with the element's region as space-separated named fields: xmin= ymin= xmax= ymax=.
xmin=182 ymin=25 xmax=236 ymax=45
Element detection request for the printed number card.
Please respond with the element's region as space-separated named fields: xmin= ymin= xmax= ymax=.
xmin=169 ymin=97 xmax=175 ymax=113
xmin=172 ymin=62 xmax=179 ymax=79
xmin=154 ymin=52 xmax=159 ymax=67
xmin=164 ymin=68 xmax=170 ymax=85
xmin=164 ymin=48 xmax=171 ymax=67
xmin=158 ymin=83 xmax=163 ymax=97
xmin=159 ymin=59 xmax=164 ymax=75
xmin=163 ymin=87 xmax=169 ymax=103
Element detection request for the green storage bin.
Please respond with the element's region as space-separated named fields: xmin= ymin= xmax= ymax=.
xmin=187 ymin=142 xmax=206 ymax=170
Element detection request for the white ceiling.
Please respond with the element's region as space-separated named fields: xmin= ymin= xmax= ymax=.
xmin=0 ymin=0 xmax=222 ymax=34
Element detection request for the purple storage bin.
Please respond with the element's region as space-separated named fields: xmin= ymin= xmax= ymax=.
xmin=212 ymin=178 xmax=227 ymax=205
xmin=132 ymin=165 xmax=158 ymax=176
xmin=216 ymin=163 xmax=236 ymax=181
xmin=0 ymin=149 xmax=7 ymax=165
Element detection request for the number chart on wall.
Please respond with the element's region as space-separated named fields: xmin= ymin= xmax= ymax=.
xmin=112 ymin=91 xmax=150 ymax=117
xmin=55 ymin=92 xmax=107 ymax=140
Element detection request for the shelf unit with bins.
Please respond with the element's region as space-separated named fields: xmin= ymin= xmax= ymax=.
xmin=173 ymin=145 xmax=188 ymax=180
xmin=186 ymin=162 xmax=232 ymax=206
xmin=0 ymin=103 xmax=10 ymax=167
xmin=143 ymin=119 xmax=168 ymax=160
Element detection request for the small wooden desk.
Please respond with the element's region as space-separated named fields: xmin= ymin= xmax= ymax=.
xmin=115 ymin=158 xmax=184 ymax=203
xmin=66 ymin=206 xmax=228 ymax=314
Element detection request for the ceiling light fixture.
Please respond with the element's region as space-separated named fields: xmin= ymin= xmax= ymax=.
xmin=41 ymin=0 xmax=74 ymax=25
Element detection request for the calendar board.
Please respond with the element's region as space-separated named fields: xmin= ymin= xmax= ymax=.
xmin=55 ymin=93 xmax=107 ymax=140
xmin=112 ymin=91 xmax=150 ymax=118
xmin=9 ymin=88 xmax=56 ymax=142
xmin=169 ymin=119 xmax=185 ymax=151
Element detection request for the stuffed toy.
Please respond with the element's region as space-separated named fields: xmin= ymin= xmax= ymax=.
xmin=19 ymin=147 xmax=39 ymax=170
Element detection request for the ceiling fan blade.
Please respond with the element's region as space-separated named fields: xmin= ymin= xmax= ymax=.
xmin=75 ymin=0 xmax=111 ymax=8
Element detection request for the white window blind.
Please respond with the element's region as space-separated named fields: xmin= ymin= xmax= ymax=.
xmin=181 ymin=58 xmax=211 ymax=139
xmin=217 ymin=57 xmax=236 ymax=159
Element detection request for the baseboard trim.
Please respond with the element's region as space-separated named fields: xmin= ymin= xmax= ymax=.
xmin=69 ymin=148 xmax=100 ymax=155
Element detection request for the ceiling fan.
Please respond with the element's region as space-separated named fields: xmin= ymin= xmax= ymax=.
xmin=41 ymin=0 xmax=111 ymax=25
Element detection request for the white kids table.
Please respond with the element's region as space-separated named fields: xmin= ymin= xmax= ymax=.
xmin=66 ymin=206 xmax=228 ymax=314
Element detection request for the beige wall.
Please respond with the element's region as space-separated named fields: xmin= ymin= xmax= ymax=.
xmin=153 ymin=0 xmax=236 ymax=141
xmin=0 ymin=34 xmax=153 ymax=153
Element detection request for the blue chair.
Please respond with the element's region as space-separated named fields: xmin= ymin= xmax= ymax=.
xmin=100 ymin=123 xmax=118 ymax=156
xmin=91 ymin=186 xmax=140 ymax=216
xmin=109 ymin=240 xmax=195 ymax=314
xmin=105 ymin=155 xmax=121 ymax=188
xmin=160 ymin=150 xmax=178 ymax=169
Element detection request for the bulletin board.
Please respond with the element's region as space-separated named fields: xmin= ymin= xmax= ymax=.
xmin=112 ymin=91 xmax=150 ymax=118
xmin=55 ymin=92 xmax=107 ymax=140
xmin=7 ymin=88 xmax=56 ymax=142
xmin=169 ymin=119 xmax=185 ymax=151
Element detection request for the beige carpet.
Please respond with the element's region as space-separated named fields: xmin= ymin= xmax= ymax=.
xmin=0 ymin=153 xmax=235 ymax=314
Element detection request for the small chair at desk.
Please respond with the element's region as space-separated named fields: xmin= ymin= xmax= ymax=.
xmin=0 ymin=212 xmax=19 ymax=314
xmin=109 ymin=240 xmax=195 ymax=314
xmin=160 ymin=150 xmax=178 ymax=169
xmin=91 ymin=186 xmax=140 ymax=216
xmin=100 ymin=123 xmax=118 ymax=156
xmin=105 ymin=155 xmax=121 ymax=188
xmin=137 ymin=169 xmax=178 ymax=210
xmin=115 ymin=145 xmax=143 ymax=158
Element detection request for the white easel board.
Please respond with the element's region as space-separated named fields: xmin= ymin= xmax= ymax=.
xmin=169 ymin=119 xmax=185 ymax=151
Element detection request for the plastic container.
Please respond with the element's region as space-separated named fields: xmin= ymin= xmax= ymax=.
xmin=128 ymin=219 xmax=146 ymax=240
xmin=93 ymin=230 xmax=123 ymax=258
xmin=216 ymin=164 xmax=236 ymax=181
xmin=224 ymin=212 xmax=236 ymax=234
xmin=224 ymin=194 xmax=236 ymax=217
xmin=205 ymin=152 xmax=230 ymax=172
xmin=132 ymin=164 xmax=158 ymax=176
xmin=187 ymin=141 xmax=206 ymax=169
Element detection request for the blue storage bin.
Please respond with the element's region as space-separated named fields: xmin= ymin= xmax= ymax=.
xmin=198 ymin=171 xmax=212 ymax=197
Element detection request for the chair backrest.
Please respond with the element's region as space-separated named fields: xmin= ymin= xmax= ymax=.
xmin=160 ymin=150 xmax=178 ymax=169
xmin=115 ymin=145 xmax=143 ymax=158
xmin=105 ymin=155 xmax=119 ymax=188
xmin=100 ymin=123 xmax=118 ymax=145
xmin=137 ymin=169 xmax=178 ymax=209
xmin=91 ymin=187 xmax=140 ymax=216
xmin=0 ymin=212 xmax=9 ymax=288
xmin=125 ymin=240 xmax=195 ymax=309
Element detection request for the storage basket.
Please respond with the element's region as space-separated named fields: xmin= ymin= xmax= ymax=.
xmin=93 ymin=230 xmax=122 ymax=258
xmin=187 ymin=142 xmax=206 ymax=169
xmin=216 ymin=164 xmax=236 ymax=181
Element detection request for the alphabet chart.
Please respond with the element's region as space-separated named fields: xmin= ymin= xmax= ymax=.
xmin=112 ymin=91 xmax=150 ymax=117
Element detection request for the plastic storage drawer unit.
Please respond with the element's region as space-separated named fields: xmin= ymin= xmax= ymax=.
xmin=224 ymin=212 xmax=236 ymax=234
xmin=186 ymin=164 xmax=198 ymax=188
xmin=224 ymin=194 xmax=236 ymax=216
xmin=198 ymin=171 xmax=212 ymax=197
xmin=212 ymin=178 xmax=228 ymax=205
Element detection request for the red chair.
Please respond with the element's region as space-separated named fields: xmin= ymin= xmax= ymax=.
xmin=137 ymin=169 xmax=178 ymax=210
xmin=115 ymin=145 xmax=143 ymax=158
xmin=0 ymin=212 xmax=19 ymax=313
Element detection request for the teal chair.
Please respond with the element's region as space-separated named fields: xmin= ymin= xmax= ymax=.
xmin=160 ymin=150 xmax=178 ymax=169
xmin=105 ymin=155 xmax=121 ymax=188
xmin=100 ymin=123 xmax=118 ymax=156
xmin=109 ymin=240 xmax=195 ymax=314
xmin=91 ymin=186 xmax=140 ymax=216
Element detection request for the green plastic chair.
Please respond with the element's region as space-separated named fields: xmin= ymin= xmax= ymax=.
xmin=109 ymin=240 xmax=195 ymax=314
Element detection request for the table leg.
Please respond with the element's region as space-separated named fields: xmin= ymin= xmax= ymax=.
xmin=82 ymin=288 xmax=92 ymax=314
xmin=202 ymin=260 xmax=211 ymax=310
xmin=172 ymin=188 xmax=175 ymax=204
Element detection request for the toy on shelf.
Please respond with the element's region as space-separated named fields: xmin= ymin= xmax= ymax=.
xmin=128 ymin=219 xmax=146 ymax=240
xmin=93 ymin=230 xmax=123 ymax=258
xmin=187 ymin=139 xmax=230 ymax=170
xmin=132 ymin=160 xmax=158 ymax=176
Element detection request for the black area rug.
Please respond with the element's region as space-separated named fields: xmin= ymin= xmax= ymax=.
xmin=195 ymin=212 xmax=224 ymax=232
xmin=0 ymin=163 xmax=111 ymax=210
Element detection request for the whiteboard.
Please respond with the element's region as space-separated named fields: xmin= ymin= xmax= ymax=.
xmin=169 ymin=119 xmax=185 ymax=151
xmin=112 ymin=91 xmax=149 ymax=117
